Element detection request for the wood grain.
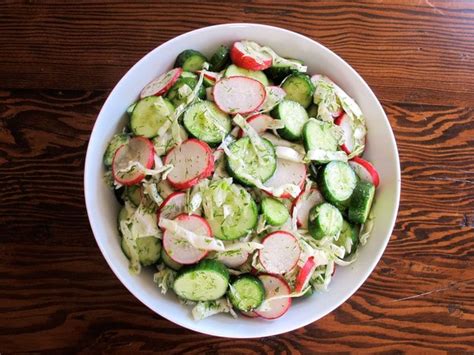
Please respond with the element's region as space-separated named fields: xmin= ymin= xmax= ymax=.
xmin=1 ymin=0 xmax=474 ymax=353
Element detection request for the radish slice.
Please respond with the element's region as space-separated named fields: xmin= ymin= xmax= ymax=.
xmin=255 ymin=274 xmax=291 ymax=319
xmin=140 ymin=68 xmax=183 ymax=99
xmin=238 ymin=114 xmax=274 ymax=138
xmin=164 ymin=139 xmax=214 ymax=190
xmin=295 ymin=256 xmax=317 ymax=292
xmin=349 ymin=157 xmax=380 ymax=188
xmin=217 ymin=250 xmax=249 ymax=268
xmin=213 ymin=76 xmax=266 ymax=115
xmin=157 ymin=191 xmax=186 ymax=221
xmin=259 ymin=231 xmax=301 ymax=274
xmin=264 ymin=158 xmax=307 ymax=199
xmin=335 ymin=113 xmax=363 ymax=155
xmin=112 ymin=136 xmax=154 ymax=186
xmin=230 ymin=41 xmax=272 ymax=71
xmin=197 ymin=70 xmax=220 ymax=83
xmin=162 ymin=214 xmax=211 ymax=264
xmin=291 ymin=189 xmax=324 ymax=229
xmin=240 ymin=310 xmax=259 ymax=318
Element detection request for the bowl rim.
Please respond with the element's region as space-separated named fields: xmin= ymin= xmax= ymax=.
xmin=84 ymin=22 xmax=400 ymax=338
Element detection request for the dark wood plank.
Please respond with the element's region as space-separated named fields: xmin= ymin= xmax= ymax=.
xmin=0 ymin=88 xmax=473 ymax=353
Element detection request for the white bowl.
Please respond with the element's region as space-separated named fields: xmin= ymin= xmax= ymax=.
xmin=84 ymin=23 xmax=400 ymax=338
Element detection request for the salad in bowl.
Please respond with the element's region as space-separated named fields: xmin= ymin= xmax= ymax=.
xmin=102 ymin=39 xmax=380 ymax=321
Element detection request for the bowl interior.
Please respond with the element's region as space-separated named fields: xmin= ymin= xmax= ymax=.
xmin=84 ymin=23 xmax=400 ymax=338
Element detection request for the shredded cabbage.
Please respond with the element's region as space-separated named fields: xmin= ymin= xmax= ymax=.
xmin=359 ymin=211 xmax=375 ymax=245
xmin=192 ymin=298 xmax=237 ymax=321
xmin=275 ymin=146 xmax=305 ymax=163
xmin=153 ymin=264 xmax=177 ymax=294
xmin=258 ymin=86 xmax=287 ymax=113
xmin=257 ymin=287 xmax=311 ymax=312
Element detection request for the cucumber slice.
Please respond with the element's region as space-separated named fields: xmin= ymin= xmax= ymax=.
xmin=174 ymin=49 xmax=208 ymax=72
xmin=121 ymin=236 xmax=161 ymax=266
xmin=205 ymin=183 xmax=258 ymax=240
xmin=303 ymin=120 xmax=339 ymax=163
xmin=224 ymin=64 xmax=269 ymax=86
xmin=210 ymin=45 xmax=230 ymax=72
xmin=265 ymin=58 xmax=304 ymax=83
xmin=318 ymin=161 xmax=358 ymax=209
xmin=261 ymin=197 xmax=290 ymax=226
xmin=226 ymin=137 xmax=276 ymax=186
xmin=130 ymin=96 xmax=175 ymax=138
xmin=103 ymin=133 xmax=129 ymax=167
xmin=173 ymin=259 xmax=229 ymax=301
xmin=335 ymin=220 xmax=360 ymax=256
xmin=271 ymin=100 xmax=309 ymax=141
xmin=161 ymin=248 xmax=182 ymax=271
xmin=281 ymin=73 xmax=315 ymax=108
xmin=348 ymin=181 xmax=375 ymax=224
xmin=166 ymin=75 xmax=205 ymax=107
xmin=126 ymin=185 xmax=142 ymax=206
xmin=183 ymin=101 xmax=231 ymax=145
xmin=227 ymin=275 xmax=265 ymax=312
xmin=308 ymin=202 xmax=343 ymax=240
xmin=126 ymin=102 xmax=137 ymax=117
xmin=307 ymin=103 xmax=318 ymax=118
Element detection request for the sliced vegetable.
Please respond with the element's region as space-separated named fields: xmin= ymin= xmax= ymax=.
xmin=258 ymin=86 xmax=287 ymax=112
xmin=348 ymin=181 xmax=375 ymax=224
xmin=121 ymin=236 xmax=161 ymax=266
xmin=161 ymin=248 xmax=183 ymax=270
xmin=318 ymin=161 xmax=357 ymax=209
xmin=112 ymin=136 xmax=155 ymax=186
xmin=131 ymin=96 xmax=175 ymax=138
xmin=259 ymin=231 xmax=300 ymax=274
xmin=335 ymin=113 xmax=365 ymax=156
xmin=271 ymin=99 xmax=309 ymax=141
xmin=166 ymin=75 xmax=205 ymax=107
xmin=228 ymin=275 xmax=265 ymax=312
xmin=164 ymin=139 xmax=214 ymax=189
xmin=265 ymin=58 xmax=304 ymax=83
xmin=230 ymin=41 xmax=272 ymax=71
xmin=264 ymin=158 xmax=306 ymax=199
xmin=224 ymin=64 xmax=269 ymax=86
xmin=104 ymin=133 xmax=129 ymax=167
xmin=226 ymin=136 xmax=276 ymax=186
xmin=281 ymin=73 xmax=315 ymax=108
xmin=308 ymin=202 xmax=343 ymax=240
xmin=291 ymin=188 xmax=325 ymax=229
xmin=255 ymin=274 xmax=291 ymax=319
xmin=217 ymin=249 xmax=249 ymax=268
xmin=261 ymin=198 xmax=290 ymax=226
xmin=213 ymin=76 xmax=266 ymax=115
xmin=210 ymin=45 xmax=230 ymax=72
xmin=295 ymin=256 xmax=317 ymax=292
xmin=126 ymin=185 xmax=142 ymax=206
xmin=140 ymin=68 xmax=183 ymax=98
xmin=157 ymin=191 xmax=186 ymax=221
xmin=174 ymin=49 xmax=208 ymax=72
xmin=335 ymin=220 xmax=359 ymax=257
xmin=238 ymin=114 xmax=275 ymax=138
xmin=183 ymin=101 xmax=231 ymax=145
xmin=303 ymin=119 xmax=340 ymax=164
xmin=162 ymin=214 xmax=211 ymax=264
xmin=349 ymin=157 xmax=380 ymax=188
xmin=173 ymin=259 xmax=229 ymax=301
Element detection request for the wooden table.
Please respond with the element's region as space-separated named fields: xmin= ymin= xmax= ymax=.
xmin=1 ymin=1 xmax=473 ymax=353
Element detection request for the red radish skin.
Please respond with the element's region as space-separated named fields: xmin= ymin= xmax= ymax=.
xmin=291 ymin=189 xmax=325 ymax=229
xmin=264 ymin=159 xmax=307 ymax=199
xmin=255 ymin=274 xmax=291 ymax=319
xmin=112 ymin=136 xmax=154 ymax=186
xmin=349 ymin=157 xmax=380 ymax=187
xmin=197 ymin=70 xmax=220 ymax=83
xmin=162 ymin=214 xmax=211 ymax=264
xmin=140 ymin=68 xmax=183 ymax=99
xmin=295 ymin=256 xmax=317 ymax=292
xmin=230 ymin=41 xmax=272 ymax=71
xmin=238 ymin=114 xmax=274 ymax=138
xmin=164 ymin=139 xmax=214 ymax=190
xmin=213 ymin=76 xmax=266 ymax=115
xmin=157 ymin=191 xmax=186 ymax=222
xmin=259 ymin=231 xmax=301 ymax=275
